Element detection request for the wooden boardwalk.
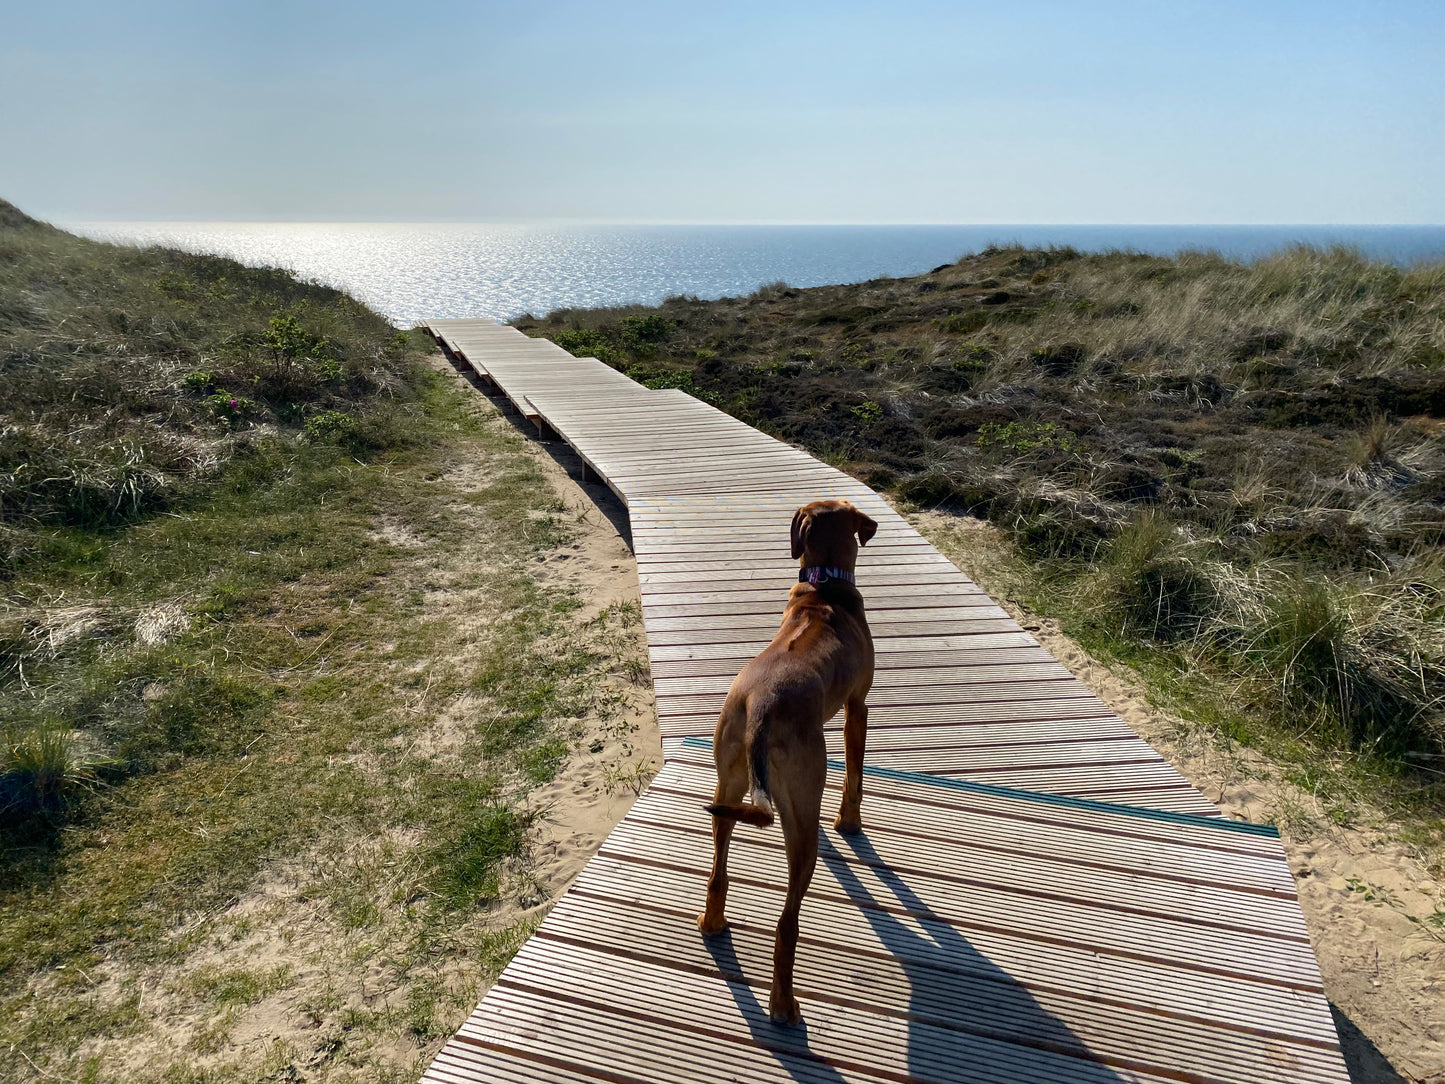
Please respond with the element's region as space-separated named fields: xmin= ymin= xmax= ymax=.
xmin=422 ymin=317 xmax=1350 ymax=1084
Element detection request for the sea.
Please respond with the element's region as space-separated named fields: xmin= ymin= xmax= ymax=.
xmin=65 ymin=222 xmax=1445 ymax=329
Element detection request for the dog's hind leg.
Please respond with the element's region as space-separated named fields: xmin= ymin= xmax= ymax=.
xmin=769 ymin=754 xmax=824 ymax=1024
xmin=698 ymin=705 xmax=748 ymax=935
xmin=834 ymin=694 xmax=868 ymax=834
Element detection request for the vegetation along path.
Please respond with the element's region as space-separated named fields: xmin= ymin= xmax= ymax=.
xmin=419 ymin=317 xmax=1352 ymax=1084
xmin=1 ymin=204 xmax=658 ymax=1082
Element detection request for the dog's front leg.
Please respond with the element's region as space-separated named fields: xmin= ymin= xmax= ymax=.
xmin=834 ymin=695 xmax=868 ymax=834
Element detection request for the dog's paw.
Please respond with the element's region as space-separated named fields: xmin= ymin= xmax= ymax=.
xmin=696 ymin=913 xmax=729 ymax=936
xmin=768 ymin=994 xmax=802 ymax=1025
xmin=833 ymin=814 xmax=863 ymax=835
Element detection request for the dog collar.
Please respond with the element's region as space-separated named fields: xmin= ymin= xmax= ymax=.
xmin=799 ymin=566 xmax=855 ymax=586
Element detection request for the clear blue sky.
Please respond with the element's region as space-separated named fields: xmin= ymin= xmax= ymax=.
xmin=2 ymin=0 xmax=1440 ymax=223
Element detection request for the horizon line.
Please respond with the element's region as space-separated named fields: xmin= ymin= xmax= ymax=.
xmin=55 ymin=217 xmax=1445 ymax=229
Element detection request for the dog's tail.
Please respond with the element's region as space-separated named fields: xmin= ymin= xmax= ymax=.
xmin=705 ymin=717 xmax=775 ymax=827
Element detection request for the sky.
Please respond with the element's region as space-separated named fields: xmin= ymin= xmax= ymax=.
xmin=1 ymin=0 xmax=1441 ymax=224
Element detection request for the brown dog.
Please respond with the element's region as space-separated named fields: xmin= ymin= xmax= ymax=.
xmin=697 ymin=499 xmax=877 ymax=1024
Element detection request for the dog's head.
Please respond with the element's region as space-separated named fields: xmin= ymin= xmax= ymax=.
xmin=790 ymin=500 xmax=878 ymax=569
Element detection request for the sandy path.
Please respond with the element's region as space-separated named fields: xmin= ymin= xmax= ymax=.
xmin=466 ymin=365 xmax=664 ymax=908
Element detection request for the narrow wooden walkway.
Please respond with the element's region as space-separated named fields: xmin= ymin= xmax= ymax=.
xmin=422 ymin=317 xmax=1349 ymax=1084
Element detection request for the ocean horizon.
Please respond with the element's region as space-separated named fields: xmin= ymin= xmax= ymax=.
xmin=66 ymin=221 xmax=1445 ymax=328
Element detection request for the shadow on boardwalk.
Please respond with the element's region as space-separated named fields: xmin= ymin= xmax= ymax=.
xmin=699 ymin=829 xmax=1130 ymax=1083
xmin=704 ymin=932 xmax=851 ymax=1084
xmin=827 ymin=830 xmax=1129 ymax=1083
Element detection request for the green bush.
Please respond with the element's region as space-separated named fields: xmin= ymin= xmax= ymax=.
xmin=553 ymin=328 xmax=608 ymax=354
xmin=852 ymin=401 xmax=884 ymax=425
xmin=304 ymin=410 xmax=358 ymax=444
xmin=552 ymin=327 xmax=622 ymax=367
xmin=261 ymin=314 xmax=325 ymax=361
xmin=976 ymin=420 xmax=1078 ymax=455
xmin=620 ymin=314 xmax=672 ymax=344
xmin=623 ymin=366 xmax=692 ymax=393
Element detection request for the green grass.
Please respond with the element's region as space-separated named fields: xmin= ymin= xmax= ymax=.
xmin=429 ymin=804 xmax=535 ymax=910
xmin=0 ymin=201 xmax=649 ymax=1081
xmin=0 ymin=369 xmax=625 ymax=1079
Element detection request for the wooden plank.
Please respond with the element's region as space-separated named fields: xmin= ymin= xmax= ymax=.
xmin=599 ymin=805 xmax=1312 ymax=983
xmin=651 ymin=760 xmax=1291 ymax=885
xmin=649 ymin=649 xmax=1058 ymax=678
xmin=623 ymin=790 xmax=1304 ymax=931
xmin=647 ymin=637 xmax=1050 ymax=663
xmin=652 ymin=660 xmax=1074 ymax=692
xmin=562 ymin=858 xmax=1338 ymax=1044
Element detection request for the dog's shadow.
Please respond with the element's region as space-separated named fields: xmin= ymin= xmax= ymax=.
xmin=821 ymin=830 xmax=1131 ymax=1083
xmin=703 ymin=931 xmax=851 ymax=1084
xmin=700 ymin=828 xmax=1131 ymax=1083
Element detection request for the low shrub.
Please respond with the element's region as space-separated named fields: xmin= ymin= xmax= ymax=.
xmin=304 ymin=409 xmax=359 ymax=444
xmin=852 ymin=401 xmax=884 ymax=425
xmin=940 ymin=311 xmax=989 ymax=335
xmin=1083 ymin=512 xmax=1217 ymax=641
xmin=206 ymin=392 xmax=259 ymax=426
xmin=620 ymin=313 xmax=672 ymax=344
xmin=1 ymin=723 xmax=109 ymax=822
xmin=976 ymin=420 xmax=1079 ymax=455
xmin=626 ymin=366 xmax=695 ymax=393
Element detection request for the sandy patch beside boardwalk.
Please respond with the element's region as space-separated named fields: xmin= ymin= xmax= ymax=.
xmin=484 ymin=368 xmax=663 ymax=913
xmin=915 ymin=510 xmax=1445 ymax=1084
xmin=413 ymin=351 xmax=662 ymax=935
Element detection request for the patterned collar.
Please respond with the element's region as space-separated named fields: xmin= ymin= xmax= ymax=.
xmin=798 ymin=566 xmax=856 ymax=586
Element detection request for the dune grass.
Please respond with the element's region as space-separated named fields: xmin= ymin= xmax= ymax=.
xmin=521 ymin=242 xmax=1445 ymax=830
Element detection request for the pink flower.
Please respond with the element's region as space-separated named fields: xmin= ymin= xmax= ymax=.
xmin=229 ymin=399 xmax=238 ymax=408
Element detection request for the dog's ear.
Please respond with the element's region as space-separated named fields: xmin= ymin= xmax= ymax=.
xmin=855 ymin=510 xmax=878 ymax=547
xmin=790 ymin=506 xmax=809 ymax=559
